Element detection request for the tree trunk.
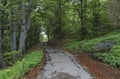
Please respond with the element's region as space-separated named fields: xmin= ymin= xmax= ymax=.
xmin=18 ymin=0 xmax=32 ymax=56
xmin=18 ymin=2 xmax=27 ymax=56
xmin=0 ymin=24 xmax=5 ymax=69
xmin=58 ymin=0 xmax=62 ymax=39
xmin=10 ymin=24 xmax=17 ymax=51
xmin=92 ymin=0 xmax=100 ymax=27
xmin=0 ymin=0 xmax=6 ymax=68
xmin=10 ymin=3 xmax=17 ymax=51
xmin=76 ymin=0 xmax=87 ymax=38
xmin=53 ymin=0 xmax=63 ymax=39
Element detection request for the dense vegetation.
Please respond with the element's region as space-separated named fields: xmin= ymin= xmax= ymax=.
xmin=0 ymin=0 xmax=120 ymax=78
xmin=0 ymin=50 xmax=43 ymax=79
xmin=64 ymin=31 xmax=120 ymax=68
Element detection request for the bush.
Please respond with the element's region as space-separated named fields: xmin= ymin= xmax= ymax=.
xmin=95 ymin=52 xmax=120 ymax=67
xmin=3 ymin=51 xmax=19 ymax=66
xmin=0 ymin=51 xmax=43 ymax=79
xmin=95 ymin=45 xmax=120 ymax=67
xmin=64 ymin=31 xmax=120 ymax=68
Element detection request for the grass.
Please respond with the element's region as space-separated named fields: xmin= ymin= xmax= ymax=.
xmin=0 ymin=50 xmax=43 ymax=79
xmin=64 ymin=31 xmax=120 ymax=51
xmin=64 ymin=31 xmax=120 ymax=67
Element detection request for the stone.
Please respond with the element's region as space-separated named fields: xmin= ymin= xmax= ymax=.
xmin=93 ymin=40 xmax=116 ymax=53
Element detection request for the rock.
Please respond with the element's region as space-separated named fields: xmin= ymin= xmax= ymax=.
xmin=93 ymin=40 xmax=116 ymax=53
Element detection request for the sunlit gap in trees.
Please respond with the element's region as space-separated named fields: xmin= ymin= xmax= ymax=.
xmin=41 ymin=31 xmax=48 ymax=42
xmin=40 ymin=27 xmax=48 ymax=42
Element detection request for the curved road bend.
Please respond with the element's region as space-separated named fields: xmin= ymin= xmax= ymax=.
xmin=36 ymin=46 xmax=93 ymax=79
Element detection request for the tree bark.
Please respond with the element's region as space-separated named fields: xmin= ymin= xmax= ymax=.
xmin=58 ymin=0 xmax=62 ymax=39
xmin=0 ymin=0 xmax=6 ymax=68
xmin=0 ymin=26 xmax=5 ymax=68
xmin=18 ymin=0 xmax=32 ymax=56
xmin=10 ymin=24 xmax=17 ymax=51
xmin=92 ymin=0 xmax=100 ymax=26
xmin=18 ymin=2 xmax=27 ymax=56
xmin=10 ymin=2 xmax=17 ymax=51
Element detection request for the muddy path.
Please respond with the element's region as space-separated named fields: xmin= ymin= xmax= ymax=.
xmin=35 ymin=46 xmax=93 ymax=79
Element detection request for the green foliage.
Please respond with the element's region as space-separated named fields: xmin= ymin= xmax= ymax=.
xmin=66 ymin=31 xmax=120 ymax=51
xmin=95 ymin=45 xmax=120 ymax=67
xmin=0 ymin=51 xmax=43 ymax=79
xmin=64 ymin=31 xmax=120 ymax=68
xmin=64 ymin=39 xmax=81 ymax=50
xmin=64 ymin=31 xmax=120 ymax=51
xmin=3 ymin=51 xmax=19 ymax=66
xmin=79 ymin=31 xmax=120 ymax=51
xmin=95 ymin=52 xmax=120 ymax=67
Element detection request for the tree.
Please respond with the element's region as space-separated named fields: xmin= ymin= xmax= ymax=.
xmin=18 ymin=0 xmax=33 ymax=56
xmin=92 ymin=0 xmax=101 ymax=27
xmin=73 ymin=0 xmax=88 ymax=39
xmin=0 ymin=0 xmax=7 ymax=68
xmin=109 ymin=0 xmax=120 ymax=29
xmin=9 ymin=0 xmax=18 ymax=51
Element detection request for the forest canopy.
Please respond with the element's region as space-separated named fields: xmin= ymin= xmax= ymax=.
xmin=0 ymin=0 xmax=120 ymax=69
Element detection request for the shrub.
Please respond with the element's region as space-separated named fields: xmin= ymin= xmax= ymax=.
xmin=0 ymin=51 xmax=43 ymax=79
xmin=3 ymin=51 xmax=19 ymax=66
xmin=64 ymin=31 xmax=120 ymax=68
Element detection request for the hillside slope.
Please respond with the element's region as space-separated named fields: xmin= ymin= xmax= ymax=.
xmin=64 ymin=31 xmax=120 ymax=68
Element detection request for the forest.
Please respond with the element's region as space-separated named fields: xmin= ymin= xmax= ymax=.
xmin=0 ymin=0 xmax=120 ymax=79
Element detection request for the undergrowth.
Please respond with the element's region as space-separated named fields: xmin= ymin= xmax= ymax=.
xmin=0 ymin=51 xmax=43 ymax=79
xmin=64 ymin=31 xmax=120 ymax=68
xmin=3 ymin=51 xmax=19 ymax=66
